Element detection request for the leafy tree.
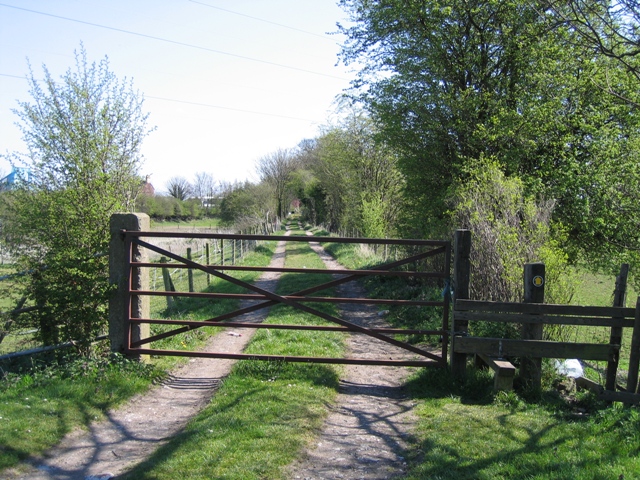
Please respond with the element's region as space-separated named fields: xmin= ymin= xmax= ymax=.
xmin=1 ymin=47 xmax=153 ymax=352
xmin=219 ymin=181 xmax=275 ymax=231
xmin=310 ymin=111 xmax=404 ymax=237
xmin=546 ymin=1 xmax=640 ymax=98
xmin=338 ymin=0 xmax=640 ymax=274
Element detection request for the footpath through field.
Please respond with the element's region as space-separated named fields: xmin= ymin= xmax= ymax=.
xmin=11 ymin=228 xmax=422 ymax=480
xmin=287 ymin=234 xmax=419 ymax=480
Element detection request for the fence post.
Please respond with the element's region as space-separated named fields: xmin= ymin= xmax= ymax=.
xmin=109 ymin=213 xmax=150 ymax=360
xmin=627 ymin=296 xmax=640 ymax=394
xmin=206 ymin=243 xmax=211 ymax=286
xmin=451 ymin=229 xmax=471 ymax=378
xmin=606 ymin=264 xmax=629 ymax=391
xmin=521 ymin=262 xmax=545 ymax=390
xmin=160 ymin=256 xmax=176 ymax=309
xmin=187 ymin=247 xmax=194 ymax=293
xmin=220 ymin=239 xmax=225 ymax=271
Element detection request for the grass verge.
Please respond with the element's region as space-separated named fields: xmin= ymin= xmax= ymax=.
xmin=404 ymin=369 xmax=640 ymax=480
xmin=0 ymin=354 xmax=162 ymax=471
xmin=120 ymin=228 xmax=345 ymax=479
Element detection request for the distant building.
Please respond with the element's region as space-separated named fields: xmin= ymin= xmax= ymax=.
xmin=0 ymin=167 xmax=33 ymax=191
xmin=141 ymin=176 xmax=155 ymax=196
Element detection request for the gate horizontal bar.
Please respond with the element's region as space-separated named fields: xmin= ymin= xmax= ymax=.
xmin=133 ymin=289 xmax=446 ymax=307
xmin=125 ymin=231 xmax=449 ymax=246
xmin=130 ymin=318 xmax=446 ymax=335
xmin=129 ymin=347 xmax=443 ymax=367
xmin=133 ymin=262 xmax=447 ymax=278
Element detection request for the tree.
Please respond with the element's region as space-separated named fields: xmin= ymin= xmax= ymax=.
xmin=165 ymin=176 xmax=192 ymax=201
xmin=545 ymin=1 xmax=640 ymax=99
xmin=1 ymin=46 xmax=153 ymax=352
xmin=192 ymin=171 xmax=217 ymax=213
xmin=219 ymin=181 xmax=275 ymax=231
xmin=256 ymin=148 xmax=297 ymax=220
xmin=309 ymin=111 xmax=405 ymax=237
xmin=338 ymin=0 xmax=640 ymax=271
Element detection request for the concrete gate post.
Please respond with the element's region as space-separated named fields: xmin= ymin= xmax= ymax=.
xmin=109 ymin=213 xmax=150 ymax=359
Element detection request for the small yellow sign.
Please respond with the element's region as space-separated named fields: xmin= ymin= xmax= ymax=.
xmin=532 ymin=275 xmax=544 ymax=287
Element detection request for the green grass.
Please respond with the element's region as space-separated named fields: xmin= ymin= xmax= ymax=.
xmin=0 ymin=354 xmax=163 ymax=471
xmin=151 ymin=217 xmax=222 ymax=229
xmin=403 ymin=369 xmax=640 ymax=480
xmin=0 ymin=240 xmax=277 ymax=473
xmin=120 ymin=226 xmax=345 ymax=479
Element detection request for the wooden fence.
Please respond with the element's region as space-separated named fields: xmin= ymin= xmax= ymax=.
xmin=450 ymin=229 xmax=640 ymax=404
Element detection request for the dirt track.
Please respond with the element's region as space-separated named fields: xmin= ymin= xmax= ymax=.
xmin=8 ymin=232 xmax=425 ymax=480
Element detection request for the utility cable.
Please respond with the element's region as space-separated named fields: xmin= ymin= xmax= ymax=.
xmin=0 ymin=3 xmax=348 ymax=80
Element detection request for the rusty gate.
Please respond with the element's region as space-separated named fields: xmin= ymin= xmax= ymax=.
xmin=119 ymin=230 xmax=451 ymax=367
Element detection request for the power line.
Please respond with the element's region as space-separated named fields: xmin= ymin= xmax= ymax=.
xmin=146 ymin=95 xmax=318 ymax=122
xmin=0 ymin=72 xmax=27 ymax=80
xmin=0 ymin=3 xmax=348 ymax=81
xmin=0 ymin=73 xmax=320 ymax=123
xmin=188 ymin=0 xmax=334 ymax=40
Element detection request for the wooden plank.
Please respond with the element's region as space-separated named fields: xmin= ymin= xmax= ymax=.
xmin=453 ymin=336 xmax=618 ymax=361
xmin=453 ymin=311 xmax=633 ymax=328
xmin=454 ymin=299 xmax=634 ymax=318
xmin=599 ymin=390 xmax=640 ymax=405
xmin=576 ymin=376 xmax=604 ymax=394
xmin=477 ymin=354 xmax=515 ymax=392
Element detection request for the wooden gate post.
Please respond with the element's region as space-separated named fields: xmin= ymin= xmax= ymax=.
xmin=451 ymin=229 xmax=471 ymax=378
xmin=606 ymin=264 xmax=629 ymax=391
xmin=109 ymin=213 xmax=150 ymax=360
xmin=521 ymin=263 xmax=545 ymax=390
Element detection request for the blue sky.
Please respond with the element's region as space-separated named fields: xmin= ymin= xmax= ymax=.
xmin=0 ymin=1 xmax=354 ymax=193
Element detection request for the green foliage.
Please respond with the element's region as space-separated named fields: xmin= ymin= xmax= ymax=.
xmin=297 ymin=111 xmax=404 ymax=236
xmin=219 ymin=181 xmax=276 ymax=230
xmin=338 ymin=0 xmax=640 ymax=278
xmin=0 ymin=46 xmax=152 ymax=352
xmin=448 ymin=158 xmax=574 ymax=305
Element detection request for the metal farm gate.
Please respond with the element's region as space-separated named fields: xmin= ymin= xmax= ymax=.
xmin=117 ymin=229 xmax=451 ymax=368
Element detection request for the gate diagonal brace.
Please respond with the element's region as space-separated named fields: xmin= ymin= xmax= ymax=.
xmin=131 ymin=237 xmax=443 ymax=362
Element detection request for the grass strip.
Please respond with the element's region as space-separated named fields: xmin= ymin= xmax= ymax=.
xmin=121 ymin=228 xmax=345 ymax=480
xmin=0 ymin=240 xmax=277 ymax=473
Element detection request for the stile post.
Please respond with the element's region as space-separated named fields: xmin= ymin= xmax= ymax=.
xmin=451 ymin=229 xmax=471 ymax=378
xmin=627 ymin=296 xmax=640 ymax=395
xmin=109 ymin=213 xmax=150 ymax=360
xmin=606 ymin=264 xmax=629 ymax=391
xmin=521 ymin=262 xmax=545 ymax=390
